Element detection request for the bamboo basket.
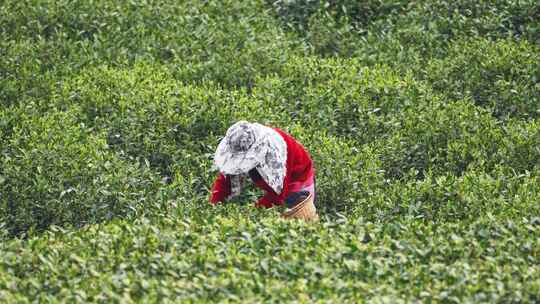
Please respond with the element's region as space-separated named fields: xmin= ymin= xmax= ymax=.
xmin=282 ymin=192 xmax=319 ymax=222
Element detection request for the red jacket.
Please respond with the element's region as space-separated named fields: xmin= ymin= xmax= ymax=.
xmin=210 ymin=128 xmax=314 ymax=208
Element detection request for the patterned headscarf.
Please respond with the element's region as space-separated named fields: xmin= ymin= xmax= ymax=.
xmin=214 ymin=121 xmax=287 ymax=199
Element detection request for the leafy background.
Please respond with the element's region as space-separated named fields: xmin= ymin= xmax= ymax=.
xmin=1 ymin=0 xmax=539 ymax=302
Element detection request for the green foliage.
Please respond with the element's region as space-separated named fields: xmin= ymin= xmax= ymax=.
xmin=0 ymin=214 xmax=539 ymax=302
xmin=423 ymin=38 xmax=540 ymax=119
xmin=0 ymin=109 xmax=162 ymax=236
xmin=269 ymin=0 xmax=540 ymax=61
xmin=1 ymin=0 xmax=539 ymax=301
xmin=0 ymin=0 xmax=294 ymax=95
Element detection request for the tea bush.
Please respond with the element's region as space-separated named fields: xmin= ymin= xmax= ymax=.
xmin=0 ymin=108 xmax=163 ymax=236
xmin=1 ymin=213 xmax=539 ymax=302
xmin=268 ymin=0 xmax=539 ymax=59
xmin=0 ymin=0 xmax=295 ymax=90
xmin=252 ymin=56 xmax=426 ymax=142
xmin=1 ymin=0 xmax=539 ymax=302
xmin=423 ymin=38 xmax=540 ymax=119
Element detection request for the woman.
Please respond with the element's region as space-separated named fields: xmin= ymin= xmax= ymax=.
xmin=210 ymin=121 xmax=315 ymax=208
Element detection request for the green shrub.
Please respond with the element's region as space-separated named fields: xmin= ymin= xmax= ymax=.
xmin=495 ymin=118 xmax=540 ymax=174
xmin=423 ymin=38 xmax=540 ymax=119
xmin=374 ymin=100 xmax=502 ymax=179
xmin=253 ymin=56 xmax=435 ymax=144
xmin=406 ymin=0 xmax=540 ymax=42
xmin=0 ymin=214 xmax=538 ymax=302
xmin=361 ymin=170 xmax=540 ymax=223
xmin=0 ymin=39 xmax=61 ymax=108
xmin=0 ymin=0 xmax=294 ymax=89
xmin=0 ymin=109 xmax=162 ymax=236
xmin=268 ymin=0 xmax=539 ymax=58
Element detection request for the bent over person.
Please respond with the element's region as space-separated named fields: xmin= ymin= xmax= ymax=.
xmin=210 ymin=121 xmax=316 ymax=209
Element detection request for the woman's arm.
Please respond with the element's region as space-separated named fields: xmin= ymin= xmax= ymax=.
xmin=253 ymin=173 xmax=291 ymax=208
xmin=210 ymin=173 xmax=231 ymax=204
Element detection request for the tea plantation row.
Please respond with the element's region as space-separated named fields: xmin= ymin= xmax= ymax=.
xmin=1 ymin=0 xmax=539 ymax=302
xmin=1 ymin=208 xmax=538 ymax=302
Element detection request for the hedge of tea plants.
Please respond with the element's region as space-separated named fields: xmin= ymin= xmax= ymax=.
xmin=1 ymin=0 xmax=539 ymax=302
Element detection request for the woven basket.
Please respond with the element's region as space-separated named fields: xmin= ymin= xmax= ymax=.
xmin=282 ymin=192 xmax=319 ymax=222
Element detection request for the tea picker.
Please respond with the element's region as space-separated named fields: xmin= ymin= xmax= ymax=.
xmin=210 ymin=121 xmax=319 ymax=221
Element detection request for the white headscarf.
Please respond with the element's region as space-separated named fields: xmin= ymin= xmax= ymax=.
xmin=214 ymin=121 xmax=287 ymax=199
